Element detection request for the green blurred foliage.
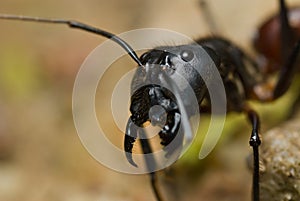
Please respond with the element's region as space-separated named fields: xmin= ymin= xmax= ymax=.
xmin=0 ymin=45 xmax=44 ymax=100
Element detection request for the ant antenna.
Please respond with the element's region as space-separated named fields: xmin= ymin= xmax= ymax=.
xmin=0 ymin=14 xmax=143 ymax=67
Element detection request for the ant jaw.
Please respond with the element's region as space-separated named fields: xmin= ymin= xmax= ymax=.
xmin=124 ymin=118 xmax=139 ymax=167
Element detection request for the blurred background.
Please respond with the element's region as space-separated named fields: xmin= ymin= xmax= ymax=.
xmin=0 ymin=0 xmax=299 ymax=201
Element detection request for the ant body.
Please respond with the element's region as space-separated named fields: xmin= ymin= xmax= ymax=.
xmin=0 ymin=1 xmax=299 ymax=201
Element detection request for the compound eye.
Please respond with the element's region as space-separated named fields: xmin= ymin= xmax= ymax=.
xmin=180 ymin=49 xmax=194 ymax=62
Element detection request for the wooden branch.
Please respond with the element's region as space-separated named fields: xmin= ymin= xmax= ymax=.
xmin=260 ymin=111 xmax=300 ymax=201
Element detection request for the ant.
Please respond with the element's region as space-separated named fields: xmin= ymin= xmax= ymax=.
xmin=0 ymin=0 xmax=300 ymax=201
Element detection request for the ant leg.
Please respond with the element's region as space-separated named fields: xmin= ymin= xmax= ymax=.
xmin=278 ymin=0 xmax=295 ymax=62
xmin=124 ymin=117 xmax=164 ymax=201
xmin=139 ymin=129 xmax=164 ymax=201
xmin=273 ymin=40 xmax=300 ymax=99
xmin=244 ymin=107 xmax=261 ymax=201
xmin=272 ymin=0 xmax=300 ymax=99
xmin=198 ymin=0 xmax=220 ymax=35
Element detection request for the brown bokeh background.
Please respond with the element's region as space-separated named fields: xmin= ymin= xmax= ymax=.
xmin=0 ymin=0 xmax=298 ymax=201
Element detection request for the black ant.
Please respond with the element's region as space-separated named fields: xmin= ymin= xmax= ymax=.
xmin=0 ymin=0 xmax=300 ymax=201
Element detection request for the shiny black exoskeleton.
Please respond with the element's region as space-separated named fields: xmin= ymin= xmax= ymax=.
xmin=124 ymin=37 xmax=262 ymax=161
xmin=124 ymin=20 xmax=300 ymax=201
xmin=124 ymin=45 xmax=208 ymax=166
xmin=123 ymin=37 xmax=267 ymax=201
